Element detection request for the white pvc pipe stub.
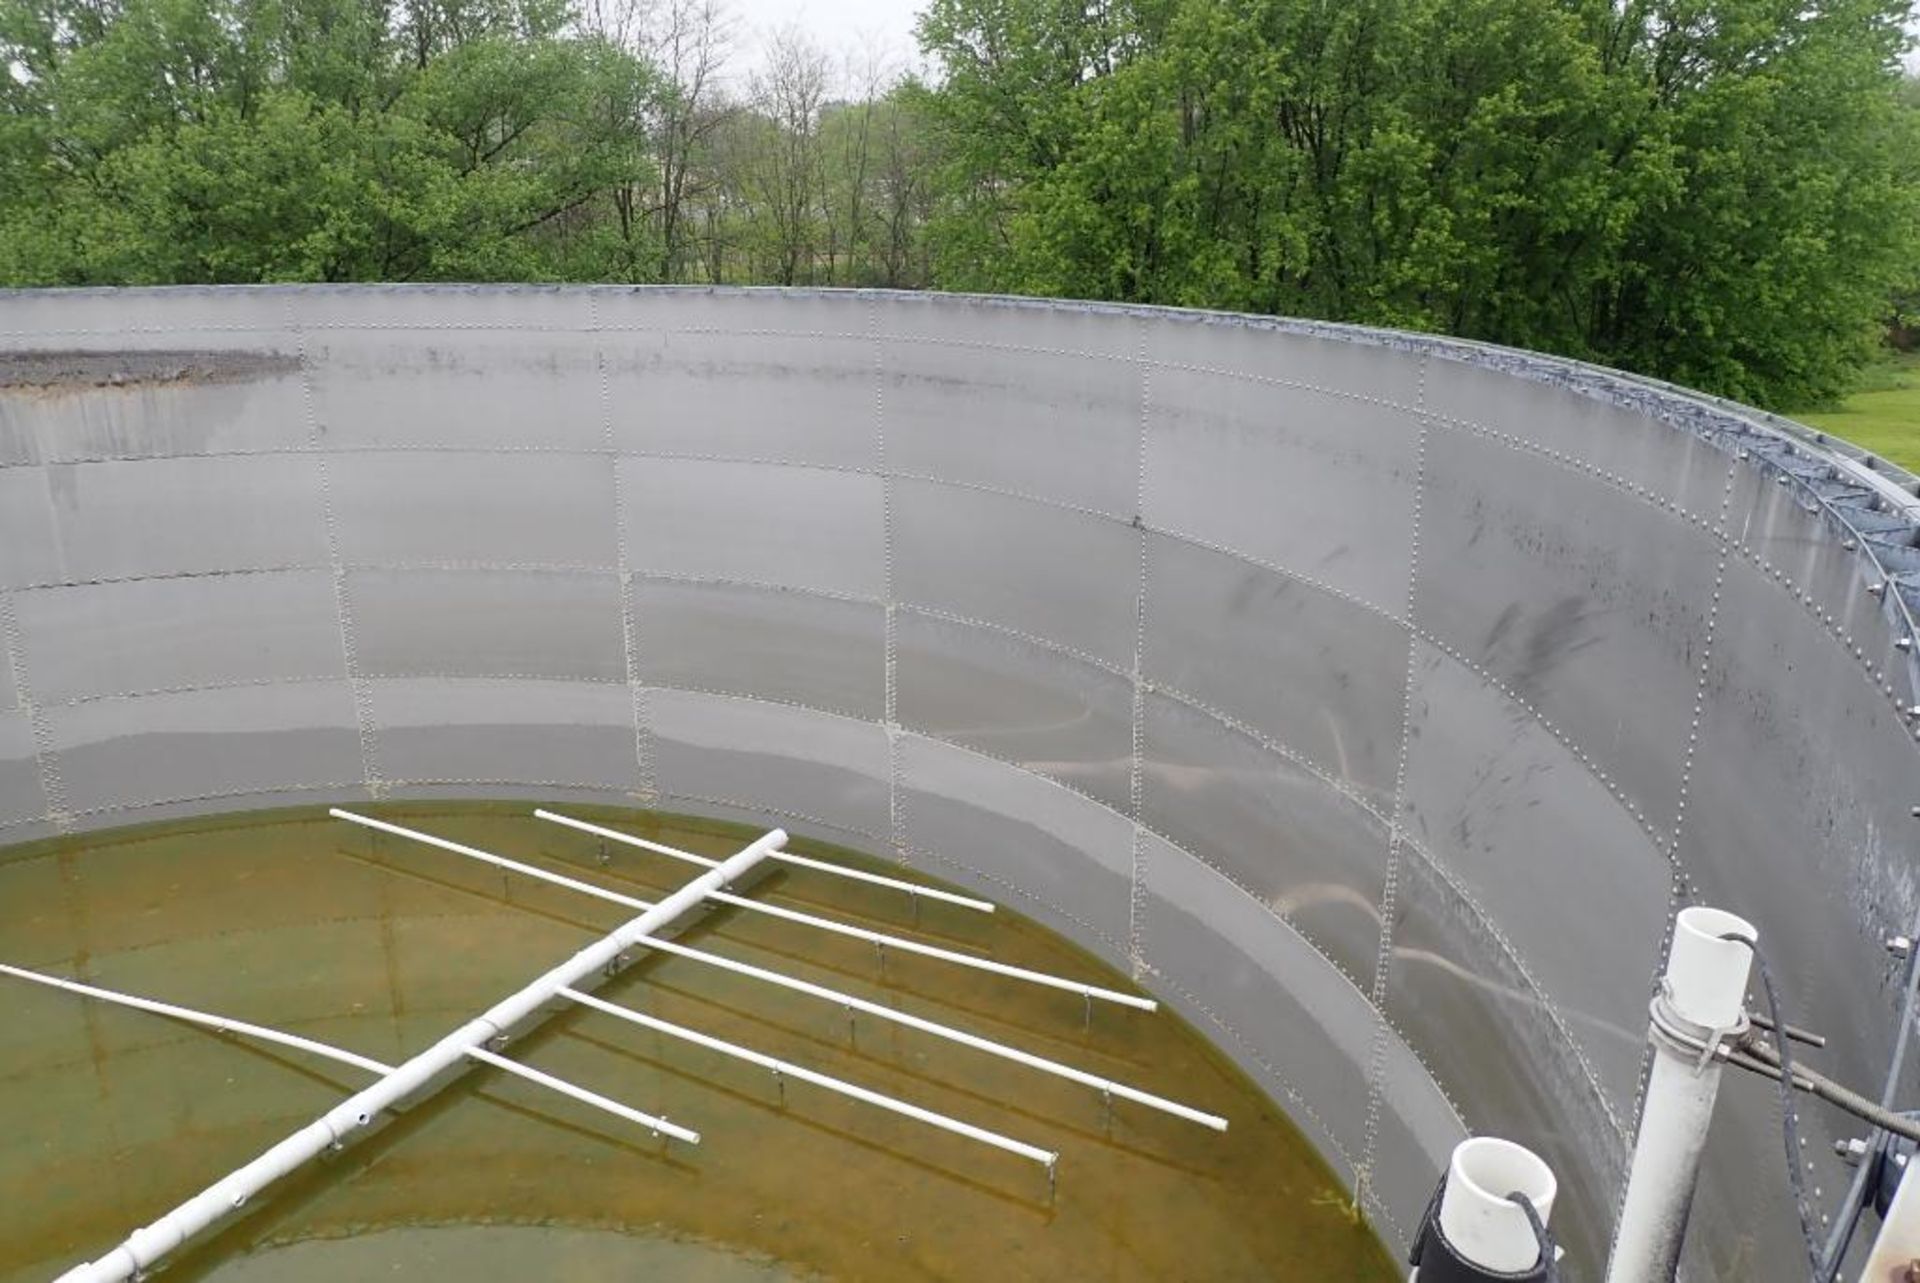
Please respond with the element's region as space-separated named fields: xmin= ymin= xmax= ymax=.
xmin=1665 ymin=905 xmax=1756 ymax=1029
xmin=1438 ymin=1138 xmax=1557 ymax=1274
xmin=1603 ymin=905 xmax=1757 ymax=1283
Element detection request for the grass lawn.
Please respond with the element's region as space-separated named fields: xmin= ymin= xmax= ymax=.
xmin=1798 ymin=350 xmax=1920 ymax=470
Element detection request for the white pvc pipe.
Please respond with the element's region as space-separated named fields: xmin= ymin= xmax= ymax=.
xmin=1662 ymin=906 xmax=1754 ymax=1030
xmin=699 ymin=887 xmax=1156 ymax=1010
xmin=464 ymin=1046 xmax=698 ymax=1144
xmin=337 ymin=809 xmax=640 ymax=905
xmin=1437 ymin=1138 xmax=1557 ymax=1273
xmin=1859 ymin=1139 xmax=1920 ymax=1281
xmin=634 ymin=933 xmax=1228 ymax=1131
xmin=562 ymin=987 xmax=1059 ymax=1167
xmin=53 ymin=826 xmax=785 ymax=1283
xmin=340 ymin=813 xmax=1218 ymax=1127
xmin=1605 ymin=905 xmax=1756 ymax=1283
xmin=536 ymin=809 xmax=997 ymax=914
xmin=0 ymin=963 xmax=396 ymax=1077
xmin=338 ymin=809 xmax=1155 ymax=1011
xmin=2 ymin=960 xmax=698 ymax=1151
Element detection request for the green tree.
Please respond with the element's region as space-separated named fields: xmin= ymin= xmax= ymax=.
xmin=0 ymin=0 xmax=660 ymax=283
xmin=915 ymin=0 xmax=1920 ymax=407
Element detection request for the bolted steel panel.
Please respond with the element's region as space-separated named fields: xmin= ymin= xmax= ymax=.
xmin=633 ymin=578 xmax=886 ymax=721
xmin=892 ymin=478 xmax=1140 ymax=669
xmin=326 ymin=452 xmax=619 ymax=569
xmin=348 ymin=568 xmax=625 ymax=683
xmin=366 ymin=677 xmax=635 ymax=791
xmin=14 ymin=571 xmax=345 ymax=705
xmin=3 ymin=286 xmax=1915 ymax=1281
xmin=895 ymin=608 xmax=1134 ymax=813
xmin=621 ymin=457 xmax=886 ymax=600
xmin=45 ymin=683 xmax=363 ymax=815
xmin=898 ymin=731 xmax=1135 ymax=950
xmin=0 ymin=710 xmax=44 ymax=825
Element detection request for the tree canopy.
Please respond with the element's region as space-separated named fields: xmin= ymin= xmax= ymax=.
xmin=0 ymin=0 xmax=933 ymax=287
xmin=1 ymin=0 xmax=1915 ymax=407
xmin=915 ymin=0 xmax=1920 ymax=406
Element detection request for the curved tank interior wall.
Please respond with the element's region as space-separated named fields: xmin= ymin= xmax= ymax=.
xmin=3 ymin=285 xmax=1918 ymax=1279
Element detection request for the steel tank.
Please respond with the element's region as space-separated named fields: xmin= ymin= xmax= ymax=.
xmin=3 ymin=285 xmax=1916 ymax=1278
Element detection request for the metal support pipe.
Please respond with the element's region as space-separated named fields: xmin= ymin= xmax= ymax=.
xmin=1604 ymin=906 xmax=1757 ymax=1283
xmin=335 ymin=809 xmax=1154 ymax=1011
xmin=536 ymin=809 xmax=996 ymax=914
xmin=51 ymin=826 xmax=785 ymax=1283
xmin=562 ymin=987 xmax=1059 ymax=1168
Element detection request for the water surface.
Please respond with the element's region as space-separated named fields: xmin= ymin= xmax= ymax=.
xmin=0 ymin=803 xmax=1397 ymax=1281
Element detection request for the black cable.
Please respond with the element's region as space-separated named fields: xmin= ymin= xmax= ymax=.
xmin=1723 ymin=931 xmax=1824 ymax=1282
xmin=1505 ymin=1191 xmax=1560 ymax=1282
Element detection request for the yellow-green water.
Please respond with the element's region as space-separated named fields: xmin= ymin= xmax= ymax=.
xmin=0 ymin=803 xmax=1397 ymax=1282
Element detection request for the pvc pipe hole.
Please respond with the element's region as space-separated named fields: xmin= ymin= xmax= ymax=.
xmin=1452 ymin=1137 xmax=1556 ymax=1210
xmin=1677 ymin=905 xmax=1754 ymax=946
xmin=1440 ymin=1138 xmax=1557 ymax=1273
xmin=1667 ymin=906 xmax=1758 ymax=1028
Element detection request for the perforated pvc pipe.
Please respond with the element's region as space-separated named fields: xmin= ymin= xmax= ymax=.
xmin=50 ymin=827 xmax=786 ymax=1283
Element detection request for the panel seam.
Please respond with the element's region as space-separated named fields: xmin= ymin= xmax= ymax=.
xmin=596 ymin=295 xmax=654 ymax=803
xmin=288 ymin=295 xmax=382 ymax=796
xmin=1617 ymin=455 xmax=1742 ymax=1229
xmin=1129 ymin=322 xmax=1153 ymax=977
xmin=1359 ymin=350 xmax=1431 ymax=1207
xmin=0 ymin=590 xmax=68 ymax=830
xmin=874 ymin=296 xmax=905 ymax=866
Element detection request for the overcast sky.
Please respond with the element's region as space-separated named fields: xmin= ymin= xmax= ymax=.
xmin=727 ymin=0 xmax=928 ymax=82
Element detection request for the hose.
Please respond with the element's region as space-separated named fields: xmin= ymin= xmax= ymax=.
xmin=1506 ymin=1192 xmax=1560 ymax=1282
xmin=1722 ymin=933 xmax=1823 ymax=1281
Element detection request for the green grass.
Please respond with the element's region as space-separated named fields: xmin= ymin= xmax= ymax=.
xmin=1799 ymin=350 xmax=1920 ymax=470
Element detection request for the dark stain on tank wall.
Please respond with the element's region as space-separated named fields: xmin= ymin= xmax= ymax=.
xmin=0 ymin=350 xmax=300 ymax=395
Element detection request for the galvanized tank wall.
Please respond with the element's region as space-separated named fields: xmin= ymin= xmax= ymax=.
xmin=3 ymin=285 xmax=1916 ymax=1278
